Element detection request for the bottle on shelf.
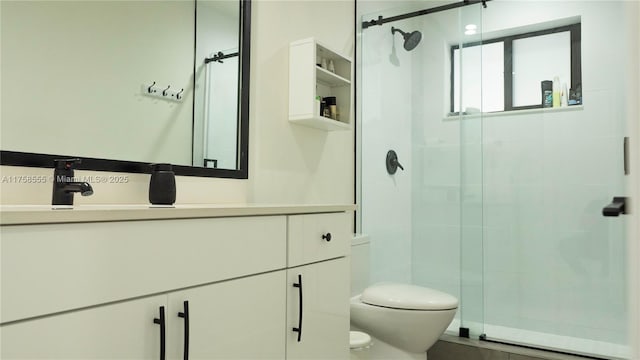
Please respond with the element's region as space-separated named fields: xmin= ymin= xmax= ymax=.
xmin=324 ymin=96 xmax=337 ymax=120
xmin=552 ymin=76 xmax=560 ymax=108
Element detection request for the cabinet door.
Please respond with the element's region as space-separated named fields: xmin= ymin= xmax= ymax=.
xmin=0 ymin=295 xmax=166 ymax=359
xmin=167 ymin=270 xmax=286 ymax=360
xmin=286 ymin=258 xmax=349 ymax=359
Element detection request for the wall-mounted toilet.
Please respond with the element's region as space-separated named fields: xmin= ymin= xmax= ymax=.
xmin=350 ymin=235 xmax=458 ymax=359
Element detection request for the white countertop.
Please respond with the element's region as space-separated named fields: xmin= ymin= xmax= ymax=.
xmin=0 ymin=203 xmax=357 ymax=225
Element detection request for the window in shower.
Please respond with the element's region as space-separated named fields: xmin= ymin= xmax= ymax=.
xmin=512 ymin=32 xmax=571 ymax=107
xmin=452 ymin=41 xmax=504 ymax=113
xmin=450 ymin=22 xmax=581 ymax=114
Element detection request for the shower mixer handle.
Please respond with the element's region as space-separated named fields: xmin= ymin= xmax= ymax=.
xmin=386 ymin=150 xmax=404 ymax=175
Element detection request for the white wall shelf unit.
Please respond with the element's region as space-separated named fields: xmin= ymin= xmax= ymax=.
xmin=289 ymin=38 xmax=352 ymax=131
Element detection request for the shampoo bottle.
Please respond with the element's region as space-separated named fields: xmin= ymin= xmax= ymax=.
xmin=541 ymin=80 xmax=553 ymax=107
xmin=552 ymin=76 xmax=560 ymax=108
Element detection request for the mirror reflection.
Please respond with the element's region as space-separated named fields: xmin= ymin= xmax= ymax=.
xmin=193 ymin=0 xmax=240 ymax=169
xmin=0 ymin=0 xmax=248 ymax=175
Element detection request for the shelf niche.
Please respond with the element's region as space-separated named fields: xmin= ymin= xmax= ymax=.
xmin=288 ymin=38 xmax=352 ymax=131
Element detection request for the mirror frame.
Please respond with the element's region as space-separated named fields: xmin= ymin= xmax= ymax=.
xmin=0 ymin=0 xmax=251 ymax=179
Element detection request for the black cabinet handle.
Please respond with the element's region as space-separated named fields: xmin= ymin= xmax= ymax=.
xmin=153 ymin=306 xmax=166 ymax=360
xmin=292 ymin=274 xmax=303 ymax=342
xmin=322 ymin=233 xmax=332 ymax=242
xmin=178 ymin=301 xmax=190 ymax=360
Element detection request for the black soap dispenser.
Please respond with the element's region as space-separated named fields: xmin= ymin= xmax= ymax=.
xmin=149 ymin=163 xmax=176 ymax=205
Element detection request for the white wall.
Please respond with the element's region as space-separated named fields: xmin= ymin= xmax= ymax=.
xmin=0 ymin=0 xmax=355 ymax=206
xmin=248 ymin=0 xmax=354 ymax=204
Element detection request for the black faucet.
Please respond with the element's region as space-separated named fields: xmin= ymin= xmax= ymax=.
xmin=52 ymin=158 xmax=94 ymax=206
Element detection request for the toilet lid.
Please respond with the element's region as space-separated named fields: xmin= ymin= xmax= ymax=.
xmin=361 ymin=283 xmax=458 ymax=310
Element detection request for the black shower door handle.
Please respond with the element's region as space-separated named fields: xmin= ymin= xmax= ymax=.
xmin=603 ymin=197 xmax=628 ymax=217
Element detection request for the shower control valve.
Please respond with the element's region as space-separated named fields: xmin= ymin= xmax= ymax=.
xmin=386 ymin=150 xmax=405 ymax=175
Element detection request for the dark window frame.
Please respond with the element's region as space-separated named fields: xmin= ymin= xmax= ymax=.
xmin=450 ymin=23 xmax=581 ymax=114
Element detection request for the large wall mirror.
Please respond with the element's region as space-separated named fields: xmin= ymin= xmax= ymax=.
xmin=0 ymin=0 xmax=250 ymax=178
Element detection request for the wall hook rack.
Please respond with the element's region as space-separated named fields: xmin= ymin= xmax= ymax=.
xmin=142 ymin=82 xmax=183 ymax=102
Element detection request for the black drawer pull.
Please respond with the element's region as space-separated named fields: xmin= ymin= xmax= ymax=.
xmin=153 ymin=306 xmax=166 ymax=360
xmin=178 ymin=301 xmax=190 ymax=360
xmin=292 ymin=274 xmax=303 ymax=342
xmin=322 ymin=233 xmax=332 ymax=242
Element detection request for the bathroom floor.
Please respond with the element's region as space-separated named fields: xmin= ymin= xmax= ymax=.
xmin=428 ymin=335 xmax=607 ymax=360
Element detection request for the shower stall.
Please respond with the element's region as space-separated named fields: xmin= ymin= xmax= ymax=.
xmin=356 ymin=1 xmax=638 ymax=358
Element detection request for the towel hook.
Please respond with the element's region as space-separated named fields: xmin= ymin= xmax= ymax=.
xmin=147 ymin=81 xmax=156 ymax=93
xmin=162 ymin=85 xmax=171 ymax=96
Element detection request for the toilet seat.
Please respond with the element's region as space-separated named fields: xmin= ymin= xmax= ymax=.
xmin=361 ymin=283 xmax=458 ymax=310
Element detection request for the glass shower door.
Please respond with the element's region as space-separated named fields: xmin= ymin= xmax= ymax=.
xmin=359 ymin=1 xmax=636 ymax=358
xmin=478 ymin=2 xmax=633 ymax=358
xmin=456 ymin=3 xmax=485 ymax=339
xmin=480 ymin=84 xmax=630 ymax=360
xmin=399 ymin=2 xmax=485 ymax=338
xmin=358 ymin=0 xmax=487 ymax=338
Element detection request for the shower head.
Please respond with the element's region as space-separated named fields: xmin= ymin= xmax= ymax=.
xmin=391 ymin=26 xmax=422 ymax=51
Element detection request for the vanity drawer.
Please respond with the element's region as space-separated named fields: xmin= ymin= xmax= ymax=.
xmin=287 ymin=212 xmax=351 ymax=267
xmin=0 ymin=215 xmax=286 ymax=324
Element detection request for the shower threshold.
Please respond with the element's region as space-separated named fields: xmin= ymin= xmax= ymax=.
xmin=443 ymin=322 xmax=629 ymax=360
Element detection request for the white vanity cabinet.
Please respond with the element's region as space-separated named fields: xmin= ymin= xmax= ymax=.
xmin=286 ymin=258 xmax=350 ymax=360
xmin=0 ymin=294 xmax=167 ymax=359
xmin=0 ymin=216 xmax=287 ymax=324
xmin=1 ymin=272 xmax=287 ymax=360
xmin=0 ymin=205 xmax=354 ymax=360
xmin=166 ymin=271 xmax=286 ymax=360
xmin=286 ymin=212 xmax=351 ymax=360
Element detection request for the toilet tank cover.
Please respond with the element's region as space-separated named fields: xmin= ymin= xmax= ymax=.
xmin=361 ymin=283 xmax=459 ymax=310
